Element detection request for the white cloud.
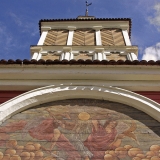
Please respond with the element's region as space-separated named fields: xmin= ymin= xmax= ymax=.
xmin=9 ymin=12 xmax=22 ymax=26
xmin=148 ymin=2 xmax=160 ymax=31
xmin=142 ymin=43 xmax=160 ymax=61
xmin=8 ymin=12 xmax=38 ymax=37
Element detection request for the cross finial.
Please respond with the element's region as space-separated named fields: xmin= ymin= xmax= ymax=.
xmin=85 ymin=1 xmax=92 ymax=16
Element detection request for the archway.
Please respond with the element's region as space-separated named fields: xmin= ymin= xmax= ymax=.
xmin=0 ymin=85 xmax=159 ymax=123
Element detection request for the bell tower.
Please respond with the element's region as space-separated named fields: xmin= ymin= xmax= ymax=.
xmin=30 ymin=17 xmax=138 ymax=61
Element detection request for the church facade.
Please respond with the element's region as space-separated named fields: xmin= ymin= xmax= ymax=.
xmin=0 ymin=16 xmax=160 ymax=160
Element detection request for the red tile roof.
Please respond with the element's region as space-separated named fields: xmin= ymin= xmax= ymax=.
xmin=0 ymin=59 xmax=159 ymax=66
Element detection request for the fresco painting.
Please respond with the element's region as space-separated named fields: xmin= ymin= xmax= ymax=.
xmin=0 ymin=99 xmax=160 ymax=160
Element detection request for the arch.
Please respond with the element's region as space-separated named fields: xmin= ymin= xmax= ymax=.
xmin=0 ymin=85 xmax=160 ymax=123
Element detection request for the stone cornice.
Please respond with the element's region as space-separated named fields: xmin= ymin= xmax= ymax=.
xmin=0 ymin=65 xmax=160 ymax=91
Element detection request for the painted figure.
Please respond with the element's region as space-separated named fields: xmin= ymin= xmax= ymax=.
xmin=1 ymin=101 xmax=159 ymax=160
xmin=29 ymin=109 xmax=93 ymax=159
xmin=84 ymin=120 xmax=125 ymax=159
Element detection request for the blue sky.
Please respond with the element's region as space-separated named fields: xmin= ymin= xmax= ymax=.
xmin=0 ymin=0 xmax=160 ymax=60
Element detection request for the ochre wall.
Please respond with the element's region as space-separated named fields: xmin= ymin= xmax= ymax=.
xmin=0 ymin=99 xmax=160 ymax=160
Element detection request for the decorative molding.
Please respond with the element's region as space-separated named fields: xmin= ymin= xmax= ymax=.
xmin=0 ymin=65 xmax=160 ymax=91
xmin=0 ymin=85 xmax=159 ymax=124
xmin=40 ymin=21 xmax=130 ymax=32
xmin=67 ymin=26 xmax=76 ymax=31
xmin=30 ymin=45 xmax=138 ymax=55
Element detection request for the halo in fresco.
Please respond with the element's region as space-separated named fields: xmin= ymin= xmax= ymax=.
xmin=0 ymin=99 xmax=160 ymax=160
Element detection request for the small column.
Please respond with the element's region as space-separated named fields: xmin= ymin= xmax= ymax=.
xmin=127 ymin=53 xmax=132 ymax=61
xmin=62 ymin=47 xmax=72 ymax=61
xmin=130 ymin=53 xmax=138 ymax=60
xmin=122 ymin=29 xmax=138 ymax=61
xmin=32 ymin=52 xmax=39 ymax=60
xmin=95 ymin=30 xmax=102 ymax=45
xmin=127 ymin=53 xmax=138 ymax=61
xmin=31 ymin=47 xmax=42 ymax=60
xmin=67 ymin=26 xmax=76 ymax=45
xmin=70 ymin=53 xmax=74 ymax=60
xmin=37 ymin=53 xmax=42 ymax=60
xmin=93 ymin=26 xmax=102 ymax=46
xmin=60 ymin=53 xmax=65 ymax=61
xmin=93 ymin=48 xmax=105 ymax=61
xmin=93 ymin=53 xmax=98 ymax=60
xmin=64 ymin=52 xmax=70 ymax=60
xmin=37 ymin=31 xmax=48 ymax=45
xmin=122 ymin=29 xmax=131 ymax=46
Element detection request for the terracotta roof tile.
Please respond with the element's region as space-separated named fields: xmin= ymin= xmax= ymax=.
xmin=0 ymin=59 xmax=160 ymax=66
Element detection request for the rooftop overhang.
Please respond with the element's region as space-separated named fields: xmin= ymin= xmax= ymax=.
xmin=39 ymin=18 xmax=132 ymax=37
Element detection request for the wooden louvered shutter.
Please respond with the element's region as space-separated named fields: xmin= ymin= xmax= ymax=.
xmin=112 ymin=29 xmax=125 ymax=46
xmin=43 ymin=29 xmax=68 ymax=45
xmin=43 ymin=30 xmax=58 ymax=45
xmin=85 ymin=29 xmax=95 ymax=45
xmin=101 ymin=29 xmax=114 ymax=46
xmin=55 ymin=30 xmax=68 ymax=45
xmin=72 ymin=29 xmax=85 ymax=45
xmin=73 ymin=29 xmax=95 ymax=45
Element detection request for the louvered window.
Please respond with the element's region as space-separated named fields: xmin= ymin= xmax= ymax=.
xmin=43 ymin=29 xmax=68 ymax=45
xmin=101 ymin=29 xmax=125 ymax=46
xmin=73 ymin=29 xmax=95 ymax=45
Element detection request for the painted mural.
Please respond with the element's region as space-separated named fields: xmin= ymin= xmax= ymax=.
xmin=0 ymin=99 xmax=160 ymax=160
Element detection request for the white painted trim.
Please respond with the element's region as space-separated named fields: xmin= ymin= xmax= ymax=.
xmin=127 ymin=53 xmax=132 ymax=61
xmin=122 ymin=30 xmax=131 ymax=46
xmin=60 ymin=53 xmax=64 ymax=61
xmin=130 ymin=53 xmax=138 ymax=61
xmin=67 ymin=30 xmax=74 ymax=45
xmin=30 ymin=45 xmax=138 ymax=56
xmin=93 ymin=53 xmax=97 ymax=60
xmin=94 ymin=48 xmax=105 ymax=60
xmin=64 ymin=52 xmax=70 ymax=60
xmin=98 ymin=52 xmax=103 ymax=61
xmin=127 ymin=53 xmax=138 ymax=61
xmin=32 ymin=52 xmax=39 ymax=60
xmin=37 ymin=53 xmax=42 ymax=60
xmin=70 ymin=52 xmax=74 ymax=60
xmin=95 ymin=30 xmax=102 ymax=45
xmin=0 ymin=85 xmax=160 ymax=123
xmin=37 ymin=31 xmax=48 ymax=45
xmin=103 ymin=53 xmax=106 ymax=60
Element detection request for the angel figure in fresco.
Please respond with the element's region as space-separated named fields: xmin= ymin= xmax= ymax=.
xmin=84 ymin=119 xmax=138 ymax=160
xmin=0 ymin=108 xmax=92 ymax=160
xmin=28 ymin=108 xmax=93 ymax=160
